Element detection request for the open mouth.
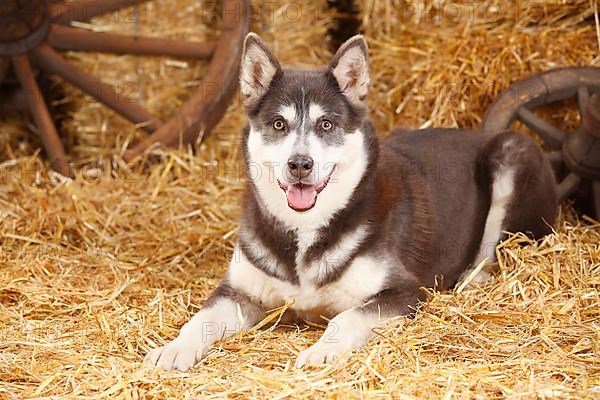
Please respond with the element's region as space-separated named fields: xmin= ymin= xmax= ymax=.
xmin=277 ymin=166 xmax=336 ymax=212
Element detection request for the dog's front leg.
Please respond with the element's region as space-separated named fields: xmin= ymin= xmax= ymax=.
xmin=145 ymin=283 xmax=264 ymax=371
xmin=295 ymin=286 xmax=424 ymax=368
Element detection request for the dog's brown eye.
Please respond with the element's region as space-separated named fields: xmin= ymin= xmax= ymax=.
xmin=321 ymin=119 xmax=334 ymax=131
xmin=273 ymin=119 xmax=286 ymax=131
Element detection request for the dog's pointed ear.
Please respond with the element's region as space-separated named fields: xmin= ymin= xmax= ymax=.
xmin=329 ymin=35 xmax=370 ymax=105
xmin=240 ymin=33 xmax=281 ymax=107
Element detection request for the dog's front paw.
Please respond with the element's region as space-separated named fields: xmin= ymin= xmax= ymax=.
xmin=145 ymin=338 xmax=208 ymax=371
xmin=295 ymin=342 xmax=348 ymax=368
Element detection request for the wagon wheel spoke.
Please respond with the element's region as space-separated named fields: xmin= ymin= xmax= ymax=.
xmin=577 ymin=86 xmax=589 ymax=117
xmin=517 ymin=106 xmax=567 ymax=150
xmin=556 ymin=172 xmax=582 ymax=204
xmin=47 ymin=25 xmax=215 ymax=59
xmin=49 ymin=0 xmax=149 ymax=25
xmin=0 ymin=58 xmax=8 ymax=84
xmin=546 ymin=151 xmax=563 ymax=172
xmin=11 ymin=53 xmax=72 ymax=177
xmin=31 ymin=43 xmax=159 ymax=133
xmin=122 ymin=0 xmax=250 ymax=161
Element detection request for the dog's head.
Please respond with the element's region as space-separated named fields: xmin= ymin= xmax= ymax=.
xmin=241 ymin=33 xmax=376 ymax=228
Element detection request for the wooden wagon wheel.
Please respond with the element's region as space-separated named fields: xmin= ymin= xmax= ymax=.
xmin=482 ymin=67 xmax=600 ymax=220
xmin=0 ymin=0 xmax=250 ymax=177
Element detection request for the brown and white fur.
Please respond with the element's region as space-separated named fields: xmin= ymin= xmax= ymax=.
xmin=145 ymin=33 xmax=557 ymax=371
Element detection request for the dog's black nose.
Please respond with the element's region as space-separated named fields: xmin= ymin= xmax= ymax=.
xmin=287 ymin=155 xmax=314 ymax=178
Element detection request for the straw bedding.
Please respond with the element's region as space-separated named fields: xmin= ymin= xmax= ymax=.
xmin=0 ymin=0 xmax=599 ymax=398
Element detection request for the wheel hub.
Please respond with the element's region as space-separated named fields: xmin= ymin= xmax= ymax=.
xmin=0 ymin=0 xmax=49 ymax=55
xmin=562 ymin=94 xmax=600 ymax=181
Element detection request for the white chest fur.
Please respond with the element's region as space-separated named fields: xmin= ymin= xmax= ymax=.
xmin=296 ymin=225 xmax=370 ymax=286
xmin=227 ymin=243 xmax=388 ymax=318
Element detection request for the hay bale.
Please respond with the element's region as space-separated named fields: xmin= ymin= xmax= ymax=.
xmin=363 ymin=0 xmax=598 ymax=133
xmin=0 ymin=0 xmax=598 ymax=398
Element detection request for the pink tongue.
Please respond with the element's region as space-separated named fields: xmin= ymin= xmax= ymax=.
xmin=286 ymin=184 xmax=318 ymax=211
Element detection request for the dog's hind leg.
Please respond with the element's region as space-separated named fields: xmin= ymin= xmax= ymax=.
xmin=460 ymin=131 xmax=557 ymax=286
xmin=496 ymin=133 xmax=557 ymax=239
